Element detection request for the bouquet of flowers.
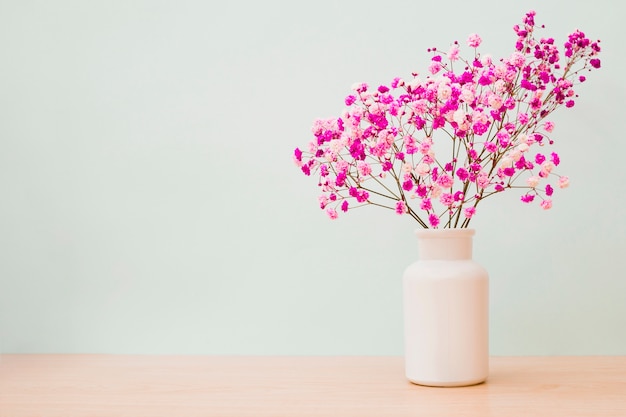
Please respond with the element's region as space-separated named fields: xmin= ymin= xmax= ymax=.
xmin=293 ymin=11 xmax=601 ymax=228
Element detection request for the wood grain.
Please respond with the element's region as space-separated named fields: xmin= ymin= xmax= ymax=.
xmin=1 ymin=355 xmax=625 ymax=416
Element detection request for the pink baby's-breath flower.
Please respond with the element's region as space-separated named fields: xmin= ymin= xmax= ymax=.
xmin=448 ymin=45 xmax=460 ymax=61
xmin=318 ymin=195 xmax=329 ymax=209
xmin=395 ymin=200 xmax=407 ymax=215
xmin=535 ymin=153 xmax=546 ymax=164
xmin=429 ymin=61 xmax=443 ymax=74
xmin=463 ymin=207 xmax=476 ymax=218
xmin=326 ymin=207 xmax=338 ymax=219
xmin=540 ymin=200 xmax=552 ymax=210
xmin=440 ymin=193 xmax=454 ymax=206
xmin=456 ymin=167 xmax=469 ymax=181
xmin=558 ymin=176 xmax=570 ymax=188
xmin=357 ymin=161 xmax=372 ymax=177
xmin=351 ymin=82 xmax=368 ymax=93
xmin=517 ymin=113 xmax=529 ymax=125
xmin=428 ymin=213 xmax=440 ymax=228
xmin=467 ymin=33 xmax=482 ymax=48
xmin=420 ymin=198 xmax=432 ymax=211
xmin=437 ymin=174 xmax=454 ymax=188
xmin=391 ymin=77 xmax=405 ymax=88
xmin=544 ymin=121 xmax=555 ymax=132
xmin=484 ymin=142 xmax=497 ymax=153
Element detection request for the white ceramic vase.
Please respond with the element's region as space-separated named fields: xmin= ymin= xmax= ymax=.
xmin=403 ymin=228 xmax=489 ymax=387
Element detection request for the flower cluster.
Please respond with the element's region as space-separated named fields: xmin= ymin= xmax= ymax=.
xmin=294 ymin=11 xmax=601 ymax=228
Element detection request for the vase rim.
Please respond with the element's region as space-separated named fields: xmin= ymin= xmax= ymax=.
xmin=415 ymin=228 xmax=476 ymax=238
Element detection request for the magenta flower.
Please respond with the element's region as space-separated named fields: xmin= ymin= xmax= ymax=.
xmin=535 ymin=153 xmax=546 ymax=164
xmin=463 ymin=207 xmax=476 ymax=218
xmin=396 ymin=201 xmax=407 ymax=215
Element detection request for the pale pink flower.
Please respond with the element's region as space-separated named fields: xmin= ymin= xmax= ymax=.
xmin=467 ymin=33 xmax=482 ymax=48
xmin=448 ymin=45 xmax=460 ymax=61
xmin=558 ymin=176 xmax=570 ymax=188
xmin=351 ymin=82 xmax=368 ymax=93
xmin=544 ymin=121 xmax=555 ymax=132
xmin=476 ymin=172 xmax=490 ymax=189
xmin=540 ymin=200 xmax=552 ymax=210
xmin=494 ymin=79 xmax=506 ymax=94
xmin=541 ymin=161 xmax=555 ymax=175
xmin=508 ymin=51 xmax=526 ymax=67
xmin=437 ymin=174 xmax=454 ymax=188
xmin=527 ymin=176 xmax=540 ymax=188
xmin=419 ymin=138 xmax=432 ymax=154
xmin=429 ymin=61 xmax=442 ymax=74
xmin=326 ymin=207 xmax=338 ymax=219
xmin=460 ymin=86 xmax=475 ymax=103
xmin=437 ymin=82 xmax=452 ymax=100
xmin=440 ymin=193 xmax=454 ymax=206
xmin=415 ymin=163 xmax=430 ymax=177
xmin=453 ymin=109 xmax=466 ymax=125
xmin=488 ymin=92 xmax=503 ymax=110
xmin=357 ymin=161 xmax=372 ymax=177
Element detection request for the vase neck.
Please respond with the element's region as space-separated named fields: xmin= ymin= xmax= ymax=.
xmin=415 ymin=229 xmax=475 ymax=260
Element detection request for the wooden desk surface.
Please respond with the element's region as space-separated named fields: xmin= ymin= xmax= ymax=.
xmin=1 ymin=355 xmax=625 ymax=416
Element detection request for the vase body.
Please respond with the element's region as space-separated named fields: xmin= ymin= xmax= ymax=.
xmin=403 ymin=229 xmax=489 ymax=387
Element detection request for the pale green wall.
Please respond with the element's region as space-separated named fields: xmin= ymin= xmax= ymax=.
xmin=1 ymin=0 xmax=624 ymax=354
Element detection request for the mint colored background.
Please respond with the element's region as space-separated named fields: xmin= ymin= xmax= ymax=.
xmin=1 ymin=0 xmax=624 ymax=355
